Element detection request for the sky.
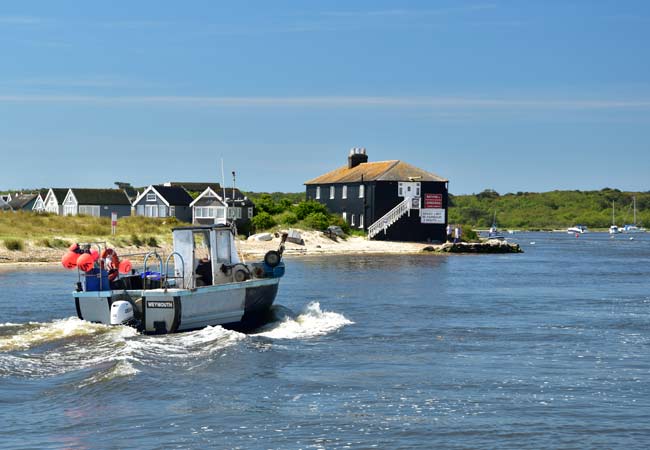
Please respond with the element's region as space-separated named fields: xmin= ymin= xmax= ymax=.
xmin=1 ymin=0 xmax=649 ymax=195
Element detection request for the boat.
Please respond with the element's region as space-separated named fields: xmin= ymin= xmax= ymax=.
xmin=486 ymin=211 xmax=506 ymax=241
xmin=567 ymin=225 xmax=588 ymax=234
xmin=64 ymin=223 xmax=286 ymax=334
xmin=609 ymin=201 xmax=621 ymax=234
xmin=621 ymin=196 xmax=646 ymax=233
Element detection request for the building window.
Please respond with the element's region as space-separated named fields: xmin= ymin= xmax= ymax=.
xmin=158 ymin=205 xmax=168 ymax=217
xmin=170 ymin=206 xmax=176 ymax=216
xmin=398 ymin=182 xmax=404 ymax=197
xmin=342 ymin=185 xmax=347 ymax=199
xmin=228 ymin=207 xmax=242 ymax=219
xmin=342 ymin=212 xmax=347 ymax=222
xmin=316 ymin=186 xmax=321 ymax=199
xmin=79 ymin=205 xmax=100 ymax=217
xmin=359 ymin=184 xmax=365 ymax=198
xmin=146 ymin=193 xmax=156 ymax=202
xmin=330 ymin=186 xmax=335 ymax=199
xmin=248 ymin=207 xmax=254 ymax=218
xmin=145 ymin=205 xmax=158 ymax=217
xmin=351 ymin=214 xmax=355 ymax=226
xmin=359 ymin=214 xmax=364 ymax=228
xmin=415 ymin=183 xmax=421 ymax=197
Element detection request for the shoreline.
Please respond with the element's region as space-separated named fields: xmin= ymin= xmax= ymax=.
xmin=0 ymin=230 xmax=522 ymax=269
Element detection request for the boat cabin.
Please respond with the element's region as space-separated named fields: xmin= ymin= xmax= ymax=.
xmin=172 ymin=224 xmax=244 ymax=289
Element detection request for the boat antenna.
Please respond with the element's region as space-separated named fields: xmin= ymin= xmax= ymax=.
xmin=221 ymin=158 xmax=228 ymax=221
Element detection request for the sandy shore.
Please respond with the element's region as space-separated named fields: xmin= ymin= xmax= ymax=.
xmin=0 ymin=230 xmax=436 ymax=268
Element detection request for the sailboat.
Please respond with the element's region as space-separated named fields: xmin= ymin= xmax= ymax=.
xmin=622 ymin=196 xmax=646 ymax=233
xmin=487 ymin=211 xmax=506 ymax=240
xmin=609 ymin=201 xmax=621 ymax=234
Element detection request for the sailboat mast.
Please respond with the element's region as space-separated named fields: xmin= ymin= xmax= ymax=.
xmin=633 ymin=196 xmax=637 ymax=225
xmin=612 ymin=201 xmax=615 ymax=225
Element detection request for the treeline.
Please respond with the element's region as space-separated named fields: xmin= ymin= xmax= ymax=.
xmin=448 ymin=188 xmax=650 ymax=229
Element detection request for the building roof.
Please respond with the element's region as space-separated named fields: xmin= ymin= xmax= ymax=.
xmin=304 ymin=160 xmax=448 ymax=185
xmin=166 ymin=181 xmax=250 ymax=203
xmin=8 ymin=193 xmax=37 ymax=209
xmin=70 ymin=188 xmax=131 ymax=205
xmin=151 ymin=185 xmax=194 ymax=205
xmin=49 ymin=188 xmax=70 ymax=204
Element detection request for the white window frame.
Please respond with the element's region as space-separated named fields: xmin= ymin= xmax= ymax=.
xmin=248 ymin=207 xmax=254 ymax=218
xmin=342 ymin=212 xmax=347 ymax=222
xmin=145 ymin=205 xmax=158 ymax=217
xmin=330 ymin=186 xmax=335 ymax=199
xmin=351 ymin=214 xmax=355 ymax=226
xmin=415 ymin=182 xmax=421 ymax=197
xmin=359 ymin=184 xmax=365 ymax=198
xmin=315 ymin=186 xmax=321 ymax=200
xmin=342 ymin=185 xmax=347 ymax=199
xmin=398 ymin=182 xmax=404 ymax=197
xmin=359 ymin=214 xmax=364 ymax=228
xmin=79 ymin=205 xmax=100 ymax=217
xmin=146 ymin=193 xmax=156 ymax=202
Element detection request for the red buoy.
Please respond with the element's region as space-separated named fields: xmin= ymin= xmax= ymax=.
xmin=61 ymin=251 xmax=79 ymax=269
xmin=90 ymin=249 xmax=99 ymax=261
xmin=77 ymin=253 xmax=95 ymax=272
xmin=118 ymin=259 xmax=132 ymax=274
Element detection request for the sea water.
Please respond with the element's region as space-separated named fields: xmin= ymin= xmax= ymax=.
xmin=1 ymin=232 xmax=649 ymax=449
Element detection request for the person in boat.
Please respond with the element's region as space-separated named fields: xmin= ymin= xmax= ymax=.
xmin=195 ymin=256 xmax=213 ymax=286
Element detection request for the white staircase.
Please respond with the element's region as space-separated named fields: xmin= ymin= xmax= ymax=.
xmin=367 ymin=197 xmax=412 ymax=239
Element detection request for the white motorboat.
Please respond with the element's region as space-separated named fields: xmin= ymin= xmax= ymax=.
xmin=609 ymin=201 xmax=621 ymax=234
xmin=65 ymin=223 xmax=286 ymax=334
xmin=621 ymin=196 xmax=646 ymax=233
xmin=567 ymin=225 xmax=588 ymax=234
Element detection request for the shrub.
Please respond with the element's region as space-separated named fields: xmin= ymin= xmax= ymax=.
xmin=251 ymin=212 xmax=276 ymax=231
xmin=146 ymin=236 xmax=159 ymax=247
xmin=277 ymin=211 xmax=298 ymax=226
xmin=4 ymin=239 xmax=24 ymax=251
xmin=130 ymin=234 xmax=143 ymax=247
xmin=38 ymin=238 xmax=71 ymax=249
xmin=328 ymin=215 xmax=350 ymax=234
xmin=304 ymin=212 xmax=330 ymax=230
xmin=293 ymin=201 xmax=329 ymax=220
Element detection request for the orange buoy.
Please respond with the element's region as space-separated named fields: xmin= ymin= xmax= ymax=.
xmin=69 ymin=243 xmax=79 ymax=252
xmin=118 ymin=259 xmax=132 ymax=274
xmin=77 ymin=253 xmax=95 ymax=272
xmin=61 ymin=251 xmax=79 ymax=269
xmin=90 ymin=249 xmax=99 ymax=261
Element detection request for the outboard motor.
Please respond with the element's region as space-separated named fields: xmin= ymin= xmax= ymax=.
xmin=110 ymin=300 xmax=134 ymax=325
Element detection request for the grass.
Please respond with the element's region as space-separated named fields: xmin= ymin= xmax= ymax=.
xmin=3 ymin=238 xmax=25 ymax=251
xmin=0 ymin=211 xmax=186 ymax=248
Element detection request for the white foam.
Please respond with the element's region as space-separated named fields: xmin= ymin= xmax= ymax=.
xmin=0 ymin=317 xmax=110 ymax=352
xmin=254 ymin=302 xmax=353 ymax=339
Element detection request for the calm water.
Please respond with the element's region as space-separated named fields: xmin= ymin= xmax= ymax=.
xmin=1 ymin=232 xmax=650 ymax=449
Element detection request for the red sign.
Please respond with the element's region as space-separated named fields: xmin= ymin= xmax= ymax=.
xmin=424 ymin=193 xmax=442 ymax=209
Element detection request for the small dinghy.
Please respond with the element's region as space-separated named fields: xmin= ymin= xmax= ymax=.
xmin=64 ymin=224 xmax=286 ymax=334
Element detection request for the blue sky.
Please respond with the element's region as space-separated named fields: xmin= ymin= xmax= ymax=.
xmin=1 ymin=0 xmax=649 ymax=194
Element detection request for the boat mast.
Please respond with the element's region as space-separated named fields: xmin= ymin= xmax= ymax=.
xmin=612 ymin=201 xmax=615 ymax=225
xmin=633 ymin=196 xmax=637 ymax=225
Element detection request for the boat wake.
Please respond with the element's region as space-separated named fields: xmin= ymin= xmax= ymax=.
xmin=253 ymin=301 xmax=353 ymax=339
xmin=0 ymin=302 xmax=352 ymax=382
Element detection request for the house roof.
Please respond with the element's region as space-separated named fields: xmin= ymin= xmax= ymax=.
xmin=48 ymin=188 xmax=70 ymax=204
xmin=304 ymin=160 xmax=448 ymax=185
xmin=166 ymin=182 xmax=250 ymax=203
xmin=151 ymin=185 xmax=194 ymax=205
xmin=8 ymin=193 xmax=37 ymax=209
xmin=70 ymin=188 xmax=131 ymax=205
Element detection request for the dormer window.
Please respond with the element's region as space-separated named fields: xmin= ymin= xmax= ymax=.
xmin=146 ymin=193 xmax=156 ymax=202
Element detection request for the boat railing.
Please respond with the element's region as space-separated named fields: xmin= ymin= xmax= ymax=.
xmin=164 ymin=252 xmax=185 ymax=290
xmin=142 ymin=252 xmax=164 ymax=292
xmin=75 ymin=241 xmax=107 ymax=291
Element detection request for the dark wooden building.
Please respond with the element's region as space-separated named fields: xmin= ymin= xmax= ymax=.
xmin=305 ymin=148 xmax=449 ymax=242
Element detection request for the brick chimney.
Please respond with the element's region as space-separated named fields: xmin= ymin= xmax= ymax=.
xmin=347 ymin=147 xmax=368 ymax=169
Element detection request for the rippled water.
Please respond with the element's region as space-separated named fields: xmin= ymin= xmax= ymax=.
xmin=1 ymin=232 xmax=650 ymax=449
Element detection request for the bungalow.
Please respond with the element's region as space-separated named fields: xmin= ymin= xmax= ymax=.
xmin=189 ymin=186 xmax=255 ymax=231
xmin=43 ymin=188 xmax=69 ymax=215
xmin=62 ymin=188 xmax=132 ymax=217
xmin=7 ymin=193 xmax=39 ymax=211
xmin=31 ymin=190 xmax=48 ymax=213
xmin=132 ymin=185 xmax=193 ymax=222
xmin=305 ymin=148 xmax=449 ymax=243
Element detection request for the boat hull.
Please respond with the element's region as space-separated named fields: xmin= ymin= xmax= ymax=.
xmin=74 ymin=277 xmax=280 ymax=334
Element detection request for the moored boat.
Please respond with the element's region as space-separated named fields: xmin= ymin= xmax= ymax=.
xmin=64 ymin=224 xmax=286 ymax=334
xmin=567 ymin=225 xmax=588 ymax=234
